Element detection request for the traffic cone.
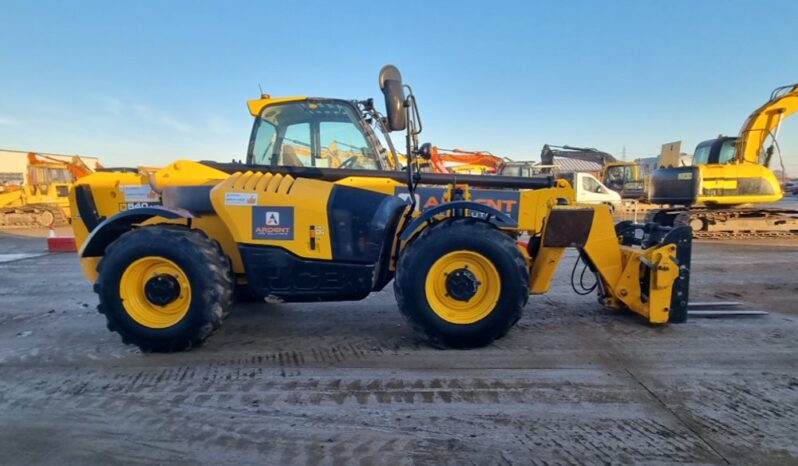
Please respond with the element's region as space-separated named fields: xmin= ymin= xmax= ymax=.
xmin=47 ymin=225 xmax=77 ymax=253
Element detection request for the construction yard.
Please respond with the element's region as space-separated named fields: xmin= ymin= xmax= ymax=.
xmin=1 ymin=204 xmax=796 ymax=465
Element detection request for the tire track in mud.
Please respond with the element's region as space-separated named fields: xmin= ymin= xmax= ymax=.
xmin=0 ymin=367 xmax=731 ymax=465
xmin=651 ymin=372 xmax=798 ymax=461
xmin=2 ymin=368 xmax=646 ymax=409
xmin=0 ymin=335 xmax=405 ymax=368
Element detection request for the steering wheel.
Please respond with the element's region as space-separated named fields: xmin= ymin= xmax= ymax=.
xmin=339 ymin=156 xmax=358 ymax=169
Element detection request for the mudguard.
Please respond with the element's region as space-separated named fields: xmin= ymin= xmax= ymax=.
xmin=399 ymin=200 xmax=517 ymax=241
xmin=80 ymin=207 xmax=192 ymax=257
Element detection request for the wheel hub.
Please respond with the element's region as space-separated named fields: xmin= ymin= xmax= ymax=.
xmin=144 ymin=274 xmax=181 ymax=306
xmin=445 ymin=267 xmax=481 ymax=301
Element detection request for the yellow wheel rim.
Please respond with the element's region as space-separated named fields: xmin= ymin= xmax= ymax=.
xmin=119 ymin=256 xmax=192 ymax=328
xmin=425 ymin=250 xmax=501 ymax=324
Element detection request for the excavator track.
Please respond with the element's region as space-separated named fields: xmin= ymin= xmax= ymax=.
xmin=646 ymin=207 xmax=798 ymax=240
xmin=0 ymin=203 xmax=69 ymax=229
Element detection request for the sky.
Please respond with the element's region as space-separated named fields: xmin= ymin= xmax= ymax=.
xmin=1 ymin=0 xmax=797 ymax=174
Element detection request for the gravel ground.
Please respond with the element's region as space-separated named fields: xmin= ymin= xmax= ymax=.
xmin=0 ymin=230 xmax=796 ymax=465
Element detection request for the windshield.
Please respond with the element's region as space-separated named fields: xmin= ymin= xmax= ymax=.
xmin=693 ymin=141 xmax=712 ymax=165
xmin=248 ymin=100 xmax=382 ymax=169
xmin=717 ymin=139 xmax=736 ymax=164
xmin=693 ymin=138 xmax=737 ymax=165
xmin=604 ymin=165 xmax=629 ymax=190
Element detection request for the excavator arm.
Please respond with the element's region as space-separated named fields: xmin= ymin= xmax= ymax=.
xmin=429 ymin=147 xmax=507 ymax=174
xmin=737 ymin=82 xmax=798 ymax=165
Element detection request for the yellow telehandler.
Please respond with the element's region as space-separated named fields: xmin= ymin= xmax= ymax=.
xmin=68 ymin=66 xmax=692 ymax=352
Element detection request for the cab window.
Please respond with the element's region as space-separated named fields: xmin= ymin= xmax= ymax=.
xmin=319 ymin=121 xmax=378 ymax=169
xmin=718 ymin=139 xmax=736 ymax=164
xmin=248 ymin=100 xmax=381 ymax=169
xmin=582 ymin=175 xmax=602 ymax=193
xmin=281 ymin=123 xmax=311 ymax=166
xmin=693 ymin=142 xmax=711 ymax=165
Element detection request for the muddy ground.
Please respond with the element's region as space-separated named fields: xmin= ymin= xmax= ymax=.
xmin=0 ymin=230 xmax=796 ymax=465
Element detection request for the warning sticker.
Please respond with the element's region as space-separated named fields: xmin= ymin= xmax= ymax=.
xmin=252 ymin=206 xmax=294 ymax=240
xmin=122 ymin=184 xmax=158 ymax=202
xmin=225 ymin=192 xmax=258 ymax=205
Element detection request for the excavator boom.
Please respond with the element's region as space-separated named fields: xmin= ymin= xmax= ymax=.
xmin=737 ymin=83 xmax=798 ymax=165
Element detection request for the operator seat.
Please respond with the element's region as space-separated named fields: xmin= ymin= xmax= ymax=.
xmin=281 ymin=145 xmax=303 ymax=167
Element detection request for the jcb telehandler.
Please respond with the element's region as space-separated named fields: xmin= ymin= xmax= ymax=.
xmin=68 ymin=65 xmax=692 ymax=352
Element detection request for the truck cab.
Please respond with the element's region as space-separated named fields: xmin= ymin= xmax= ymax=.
xmin=564 ymin=172 xmax=622 ymax=207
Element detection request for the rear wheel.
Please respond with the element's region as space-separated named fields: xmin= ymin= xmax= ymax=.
xmin=94 ymin=225 xmax=234 ymax=352
xmin=395 ymin=218 xmax=528 ymax=348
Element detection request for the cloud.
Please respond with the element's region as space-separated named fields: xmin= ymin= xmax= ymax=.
xmin=95 ymin=95 xmax=192 ymax=134
xmin=133 ymin=103 xmax=192 ymax=134
xmin=204 ymin=116 xmax=235 ymax=135
xmin=97 ymin=96 xmax=124 ymax=116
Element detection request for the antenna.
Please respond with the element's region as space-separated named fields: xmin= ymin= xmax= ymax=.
xmin=258 ymin=83 xmax=264 ymax=95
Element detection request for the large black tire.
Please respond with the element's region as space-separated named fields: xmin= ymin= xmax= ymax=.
xmin=395 ymin=218 xmax=529 ymax=348
xmin=94 ymin=225 xmax=234 ymax=352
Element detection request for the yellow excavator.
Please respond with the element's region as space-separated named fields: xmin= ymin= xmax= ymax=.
xmin=648 ymin=83 xmax=798 ymax=238
xmin=0 ymin=153 xmax=96 ymax=228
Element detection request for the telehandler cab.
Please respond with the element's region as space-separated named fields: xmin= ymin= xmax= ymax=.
xmin=69 ymin=65 xmax=692 ymax=352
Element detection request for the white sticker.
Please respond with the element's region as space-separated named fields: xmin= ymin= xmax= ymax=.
xmin=225 ymin=192 xmax=258 ymax=206
xmin=122 ymin=184 xmax=158 ymax=202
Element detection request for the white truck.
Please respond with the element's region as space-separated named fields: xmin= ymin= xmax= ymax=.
xmin=568 ymin=172 xmax=623 ymax=207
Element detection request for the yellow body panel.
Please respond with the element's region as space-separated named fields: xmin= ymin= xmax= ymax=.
xmin=0 ymin=190 xmax=23 ymax=208
xmin=333 ymin=176 xmax=404 ymax=195
xmin=529 ymin=247 xmax=565 ymax=294
xmin=696 ymin=163 xmax=782 ymax=205
xmin=69 ymin=171 xmax=152 ymax=249
xmin=516 ymin=180 xmax=574 ymax=233
xmin=152 ymin=160 xmax=229 ymax=187
xmin=247 ymin=95 xmax=308 ymax=117
xmin=210 ymin=171 xmax=335 ymax=260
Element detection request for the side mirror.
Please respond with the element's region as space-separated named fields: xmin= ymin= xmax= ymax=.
xmin=379 ymin=65 xmax=406 ymax=131
xmin=418 ymin=142 xmax=433 ymax=160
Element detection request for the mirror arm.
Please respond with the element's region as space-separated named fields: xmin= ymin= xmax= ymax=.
xmin=405 ymin=98 xmax=415 ymax=202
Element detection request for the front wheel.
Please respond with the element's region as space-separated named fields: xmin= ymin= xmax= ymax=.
xmin=395 ymin=218 xmax=529 ymax=348
xmin=94 ymin=225 xmax=234 ymax=352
